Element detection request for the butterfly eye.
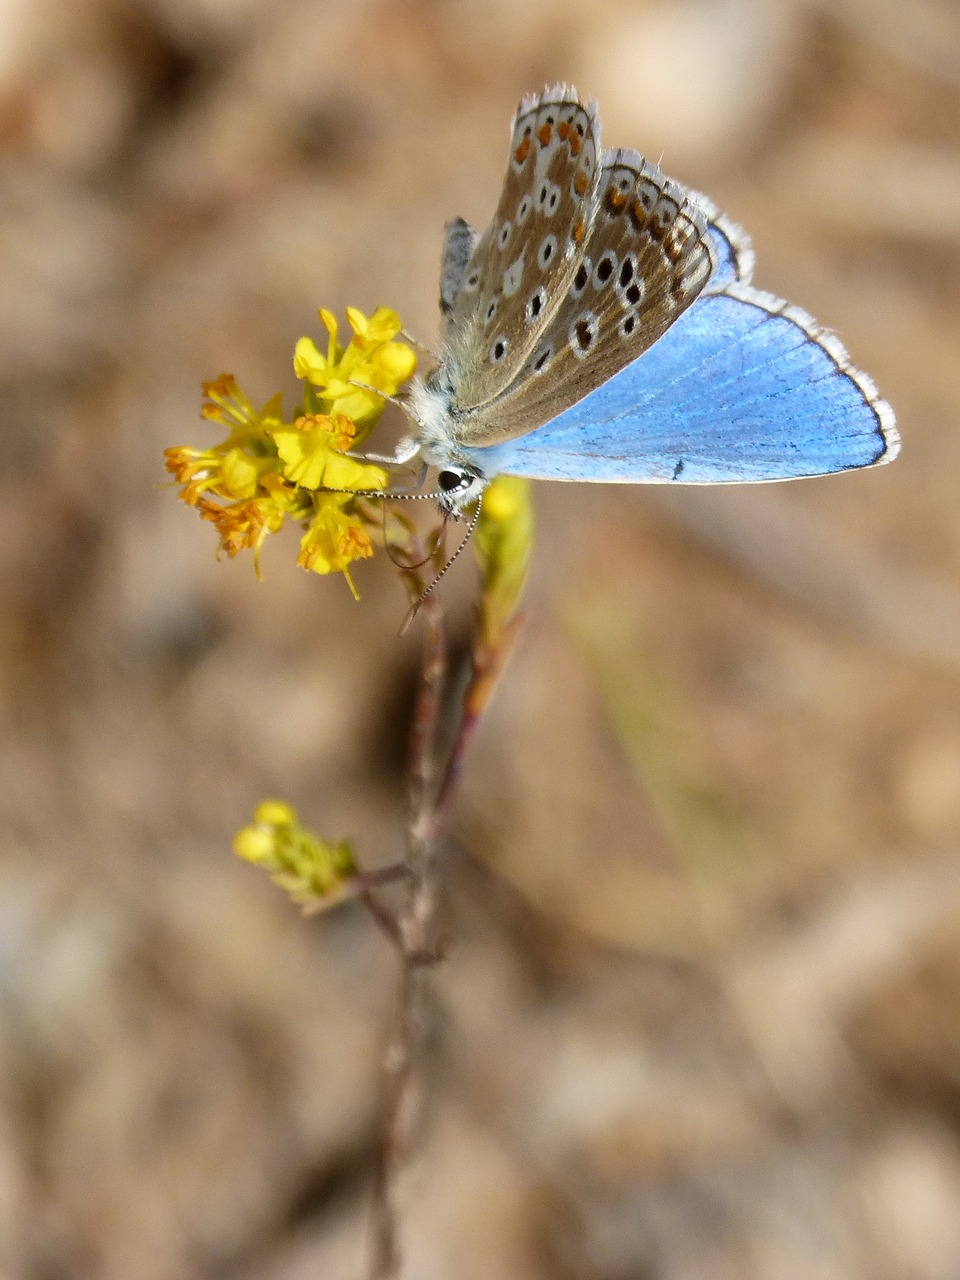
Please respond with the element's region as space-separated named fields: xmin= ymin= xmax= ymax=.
xmin=438 ymin=468 xmax=470 ymax=493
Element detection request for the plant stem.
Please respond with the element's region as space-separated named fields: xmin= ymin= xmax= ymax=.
xmin=369 ymin=596 xmax=446 ymax=1279
xmin=368 ymin=600 xmax=522 ymax=1278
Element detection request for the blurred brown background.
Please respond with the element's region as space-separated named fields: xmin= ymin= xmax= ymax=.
xmin=1 ymin=0 xmax=959 ymax=1275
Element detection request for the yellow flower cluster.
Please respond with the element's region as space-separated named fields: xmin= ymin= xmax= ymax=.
xmin=164 ymin=307 xmax=416 ymax=596
xmin=233 ymin=800 xmax=357 ymax=907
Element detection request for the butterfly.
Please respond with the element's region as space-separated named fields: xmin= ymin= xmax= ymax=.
xmin=396 ymin=85 xmax=898 ymax=517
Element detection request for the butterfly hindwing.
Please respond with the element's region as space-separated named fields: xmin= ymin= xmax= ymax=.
xmin=696 ymin=193 xmax=755 ymax=289
xmin=439 ymin=218 xmax=479 ymax=322
xmin=458 ymin=284 xmax=899 ymax=482
xmin=455 ymin=149 xmax=717 ymax=448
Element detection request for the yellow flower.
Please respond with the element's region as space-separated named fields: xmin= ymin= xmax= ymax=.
xmin=293 ymin=307 xmax=416 ymax=438
xmin=233 ymin=800 xmax=357 ymax=907
xmin=167 ymin=308 xmax=419 ymax=594
xmin=201 ymin=374 xmax=283 ymax=448
xmin=165 ymin=445 xmax=266 ymax=504
xmin=272 ymin=413 xmax=388 ymax=493
xmin=297 ymin=498 xmax=375 ymax=598
xmin=196 ymin=491 xmax=289 ymax=576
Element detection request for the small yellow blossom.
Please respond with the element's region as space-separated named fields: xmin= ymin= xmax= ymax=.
xmin=272 ymin=413 xmax=388 ymax=493
xmin=196 ymin=493 xmax=288 ymax=573
xmin=233 ymin=800 xmax=357 ymax=907
xmin=297 ymin=499 xmax=375 ymax=598
xmin=293 ymin=307 xmax=416 ymax=438
xmin=201 ymin=374 xmax=283 ymax=446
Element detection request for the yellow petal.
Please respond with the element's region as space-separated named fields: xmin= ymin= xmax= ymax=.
xmin=322 ymin=452 xmax=388 ymax=492
xmin=273 ymin=428 xmax=334 ymax=489
xmin=220 ymin=448 xmax=260 ymax=498
xmin=293 ymin=336 xmax=328 ymax=382
xmin=365 ymin=306 xmax=404 ymax=342
xmin=233 ymin=826 xmax=277 ymax=865
xmin=254 ymin=799 xmax=296 ymax=825
xmin=374 ymin=341 xmax=417 ymax=386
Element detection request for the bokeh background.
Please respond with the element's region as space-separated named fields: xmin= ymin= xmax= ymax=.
xmin=2 ymin=0 xmax=960 ymax=1275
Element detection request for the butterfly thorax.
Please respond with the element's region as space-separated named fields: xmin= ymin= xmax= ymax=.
xmin=407 ymin=367 xmax=471 ymax=469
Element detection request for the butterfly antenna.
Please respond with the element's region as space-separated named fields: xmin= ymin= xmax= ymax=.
xmin=346 ymin=380 xmax=408 ymax=412
xmin=399 ymin=329 xmax=439 ymax=361
xmin=399 ymin=497 xmax=483 ymax=636
xmin=318 ymin=484 xmax=442 ymax=502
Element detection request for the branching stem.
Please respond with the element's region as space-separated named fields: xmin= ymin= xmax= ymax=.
xmin=367 ymin=595 xmax=520 ymax=1279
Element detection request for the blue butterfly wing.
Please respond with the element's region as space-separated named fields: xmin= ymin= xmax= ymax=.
xmin=461 ymin=283 xmax=899 ymax=484
xmin=699 ymin=198 xmax=755 ymax=290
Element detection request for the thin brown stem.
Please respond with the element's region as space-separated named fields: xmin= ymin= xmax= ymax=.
xmin=368 ymin=595 xmax=523 ymax=1279
xmin=369 ymin=596 xmax=446 ymax=1280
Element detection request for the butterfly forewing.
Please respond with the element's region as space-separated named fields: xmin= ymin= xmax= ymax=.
xmin=455 ymin=148 xmax=716 ymax=447
xmin=446 ymin=87 xmax=601 ymax=412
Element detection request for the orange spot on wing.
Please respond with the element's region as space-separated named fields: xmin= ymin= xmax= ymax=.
xmin=574 ymin=170 xmax=589 ymax=196
xmin=558 ymin=121 xmax=570 ymax=140
xmin=514 ymin=135 xmax=531 ymax=164
xmin=631 ymin=197 xmax=649 ymax=228
xmin=537 ymin=123 xmax=553 ymax=146
xmin=569 ymin=132 xmax=582 ymax=156
xmin=573 ymin=216 xmax=586 ymax=243
xmin=606 ymin=186 xmax=627 ymax=211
